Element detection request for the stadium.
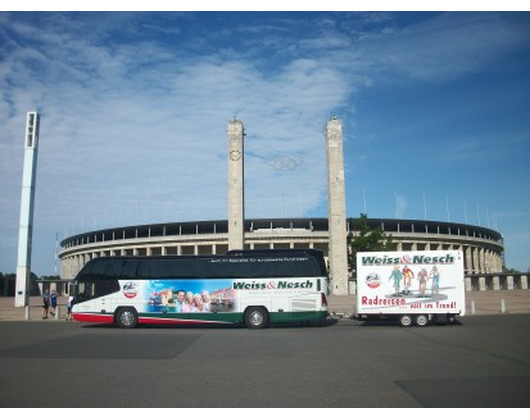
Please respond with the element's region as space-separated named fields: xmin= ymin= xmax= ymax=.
xmin=58 ymin=216 xmax=516 ymax=291
xmin=57 ymin=117 xmax=527 ymax=294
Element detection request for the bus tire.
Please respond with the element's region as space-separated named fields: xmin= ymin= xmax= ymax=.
xmin=415 ymin=314 xmax=429 ymax=327
xmin=116 ymin=307 xmax=138 ymax=329
xmin=399 ymin=314 xmax=413 ymax=327
xmin=244 ymin=307 xmax=269 ymax=329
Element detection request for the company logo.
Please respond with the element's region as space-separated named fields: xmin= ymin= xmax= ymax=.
xmin=122 ymin=281 xmax=138 ymax=299
xmin=364 ymin=273 xmax=381 ymax=289
xmin=233 ymin=280 xmax=314 ymax=290
xmin=361 ymin=254 xmax=455 ymax=266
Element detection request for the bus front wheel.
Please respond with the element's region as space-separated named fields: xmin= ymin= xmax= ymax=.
xmin=244 ymin=307 xmax=269 ymax=329
xmin=116 ymin=307 xmax=138 ymax=329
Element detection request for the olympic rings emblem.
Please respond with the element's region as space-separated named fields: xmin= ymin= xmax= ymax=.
xmin=267 ymin=154 xmax=304 ymax=171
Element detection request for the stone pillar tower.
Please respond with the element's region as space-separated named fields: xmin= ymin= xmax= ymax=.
xmin=15 ymin=111 xmax=40 ymax=307
xmin=326 ymin=115 xmax=349 ymax=295
xmin=227 ymin=118 xmax=245 ymax=250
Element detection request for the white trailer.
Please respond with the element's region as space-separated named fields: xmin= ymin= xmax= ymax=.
xmin=355 ymin=250 xmax=465 ymax=326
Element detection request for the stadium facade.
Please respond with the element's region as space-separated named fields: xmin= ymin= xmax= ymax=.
xmin=59 ymin=216 xmax=505 ymax=282
xmin=58 ymin=116 xmax=524 ymax=293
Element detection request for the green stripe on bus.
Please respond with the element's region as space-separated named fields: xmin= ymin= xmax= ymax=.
xmin=140 ymin=312 xmax=242 ymax=323
xmin=139 ymin=311 xmax=327 ymax=324
xmin=269 ymin=311 xmax=328 ymax=323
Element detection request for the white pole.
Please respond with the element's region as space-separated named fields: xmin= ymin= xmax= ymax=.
xmin=15 ymin=111 xmax=40 ymax=308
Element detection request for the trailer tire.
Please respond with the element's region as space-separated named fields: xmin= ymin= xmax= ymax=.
xmin=415 ymin=314 xmax=429 ymax=327
xmin=399 ymin=315 xmax=413 ymax=327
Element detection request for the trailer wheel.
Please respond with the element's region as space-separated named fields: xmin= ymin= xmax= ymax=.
xmin=399 ymin=315 xmax=413 ymax=327
xmin=415 ymin=314 xmax=429 ymax=327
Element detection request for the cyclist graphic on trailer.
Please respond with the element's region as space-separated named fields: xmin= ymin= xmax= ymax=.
xmin=402 ymin=265 xmax=414 ymax=295
xmin=389 ymin=266 xmax=403 ymax=296
xmin=418 ymin=268 xmax=429 ymax=297
xmin=430 ymin=266 xmax=440 ymax=295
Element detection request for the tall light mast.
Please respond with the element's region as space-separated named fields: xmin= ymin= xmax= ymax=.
xmin=15 ymin=111 xmax=40 ymax=308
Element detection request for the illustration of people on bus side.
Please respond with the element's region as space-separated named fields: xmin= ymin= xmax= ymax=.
xmin=430 ymin=266 xmax=440 ymax=295
xmin=417 ymin=268 xmax=429 ymax=297
xmin=146 ymin=282 xmax=235 ymax=314
xmin=389 ymin=266 xmax=403 ymax=296
xmin=174 ymin=290 xmax=186 ymax=312
xmin=402 ymin=265 xmax=414 ymax=295
xmin=201 ymin=290 xmax=211 ymax=312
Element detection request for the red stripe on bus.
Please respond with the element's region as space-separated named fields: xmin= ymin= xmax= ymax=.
xmin=73 ymin=313 xmax=114 ymax=323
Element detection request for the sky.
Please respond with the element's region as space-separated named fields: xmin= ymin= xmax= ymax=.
xmin=1 ymin=10 xmax=529 ymax=276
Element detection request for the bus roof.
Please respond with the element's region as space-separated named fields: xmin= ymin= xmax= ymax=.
xmin=75 ymin=249 xmax=327 ymax=280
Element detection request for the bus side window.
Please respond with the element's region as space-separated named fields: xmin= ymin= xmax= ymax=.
xmin=89 ymin=260 xmax=106 ymax=280
xmin=104 ymin=260 xmax=116 ymax=280
xmin=121 ymin=260 xmax=140 ymax=279
xmin=86 ymin=259 xmax=116 ymax=281
xmin=138 ymin=261 xmax=151 ymax=279
xmin=150 ymin=261 xmax=167 ymax=279
xmin=112 ymin=259 xmax=125 ymax=279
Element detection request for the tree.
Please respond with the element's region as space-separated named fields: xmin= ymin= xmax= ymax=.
xmin=0 ymin=272 xmax=16 ymax=296
xmin=347 ymin=213 xmax=395 ymax=278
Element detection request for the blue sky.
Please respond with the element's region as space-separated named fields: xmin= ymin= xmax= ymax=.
xmin=1 ymin=11 xmax=529 ymax=276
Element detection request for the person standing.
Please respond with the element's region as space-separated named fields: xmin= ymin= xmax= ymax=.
xmin=50 ymin=290 xmax=57 ymax=317
xmin=42 ymin=290 xmax=50 ymax=319
xmin=66 ymin=295 xmax=74 ymax=321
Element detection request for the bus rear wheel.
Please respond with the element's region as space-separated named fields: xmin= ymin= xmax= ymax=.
xmin=244 ymin=307 xmax=269 ymax=329
xmin=116 ymin=307 xmax=138 ymax=329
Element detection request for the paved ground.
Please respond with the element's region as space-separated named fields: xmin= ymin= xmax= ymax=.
xmin=1 ymin=312 xmax=530 ymax=407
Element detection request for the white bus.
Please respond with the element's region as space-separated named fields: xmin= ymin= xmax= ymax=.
xmin=71 ymin=249 xmax=329 ymax=329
